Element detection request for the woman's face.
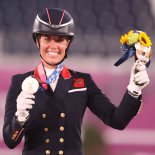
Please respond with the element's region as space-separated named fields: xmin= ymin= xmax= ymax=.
xmin=39 ymin=35 xmax=70 ymax=69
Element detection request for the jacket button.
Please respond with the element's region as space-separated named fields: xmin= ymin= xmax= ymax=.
xmin=60 ymin=113 xmax=65 ymax=118
xmin=12 ymin=135 xmax=16 ymax=140
xmin=46 ymin=149 xmax=50 ymax=155
xmin=44 ymin=128 xmax=49 ymax=132
xmin=12 ymin=134 xmax=17 ymax=139
xmin=42 ymin=114 xmax=47 ymax=118
xmin=45 ymin=139 xmax=50 ymax=143
xmin=59 ymin=138 xmax=64 ymax=143
xmin=59 ymin=150 xmax=63 ymax=155
xmin=15 ymin=131 xmax=19 ymax=134
xmin=60 ymin=126 xmax=64 ymax=131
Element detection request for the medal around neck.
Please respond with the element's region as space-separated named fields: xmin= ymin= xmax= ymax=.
xmin=22 ymin=76 xmax=39 ymax=94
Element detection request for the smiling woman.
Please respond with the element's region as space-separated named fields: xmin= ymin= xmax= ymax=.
xmin=38 ymin=35 xmax=70 ymax=68
xmin=3 ymin=7 xmax=150 ymax=155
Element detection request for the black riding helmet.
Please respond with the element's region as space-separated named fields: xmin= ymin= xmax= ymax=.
xmin=32 ymin=8 xmax=74 ymax=42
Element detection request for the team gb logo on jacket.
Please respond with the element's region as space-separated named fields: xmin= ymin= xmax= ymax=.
xmin=73 ymin=78 xmax=85 ymax=88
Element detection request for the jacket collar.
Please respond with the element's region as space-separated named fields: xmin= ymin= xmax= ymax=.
xmin=61 ymin=66 xmax=72 ymax=79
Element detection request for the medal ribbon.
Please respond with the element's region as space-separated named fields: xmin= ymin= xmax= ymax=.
xmin=34 ymin=62 xmax=64 ymax=89
xmin=46 ymin=63 xmax=64 ymax=84
xmin=114 ymin=44 xmax=136 ymax=66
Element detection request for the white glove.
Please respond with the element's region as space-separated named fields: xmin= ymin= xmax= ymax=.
xmin=127 ymin=60 xmax=150 ymax=97
xmin=15 ymin=91 xmax=35 ymax=122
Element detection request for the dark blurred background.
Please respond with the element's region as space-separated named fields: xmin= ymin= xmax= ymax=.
xmin=0 ymin=0 xmax=155 ymax=155
xmin=0 ymin=0 xmax=155 ymax=56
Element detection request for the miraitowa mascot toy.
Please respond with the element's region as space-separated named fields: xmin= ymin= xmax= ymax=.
xmin=114 ymin=30 xmax=152 ymax=70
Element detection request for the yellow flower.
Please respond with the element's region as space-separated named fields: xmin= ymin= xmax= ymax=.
xmin=120 ymin=30 xmax=134 ymax=44
xmin=127 ymin=32 xmax=139 ymax=45
xmin=127 ymin=30 xmax=134 ymax=37
xmin=120 ymin=34 xmax=128 ymax=44
xmin=119 ymin=30 xmax=152 ymax=47
xmin=139 ymin=31 xmax=152 ymax=47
